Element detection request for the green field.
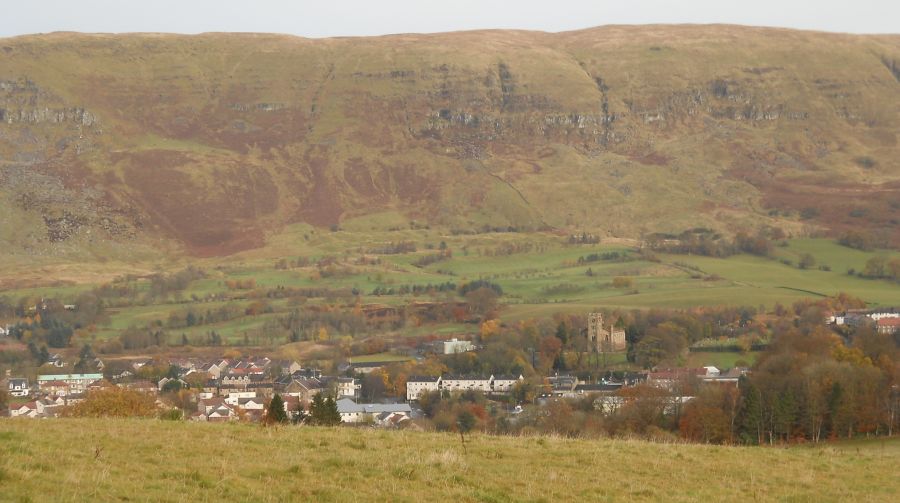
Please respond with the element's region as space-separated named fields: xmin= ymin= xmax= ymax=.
xmin=685 ymin=351 xmax=759 ymax=369
xmin=2 ymin=236 xmax=898 ymax=352
xmin=1 ymin=419 xmax=897 ymax=502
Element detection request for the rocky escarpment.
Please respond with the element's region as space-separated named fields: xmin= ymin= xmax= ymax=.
xmin=0 ymin=26 xmax=897 ymax=257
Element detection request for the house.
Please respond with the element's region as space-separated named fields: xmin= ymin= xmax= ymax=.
xmin=9 ymin=399 xmax=58 ymax=418
xmin=335 ymin=399 xmax=412 ymax=424
xmin=37 ymin=373 xmax=103 ymax=394
xmin=375 ymin=411 xmax=413 ymax=428
xmin=40 ymin=380 xmax=71 ymax=396
xmin=876 ymin=318 xmax=900 ymax=335
xmin=439 ymin=338 xmax=475 ymax=355
xmin=271 ymin=360 xmax=303 ymax=376
xmin=224 ymin=391 xmax=257 ymax=406
xmin=574 ymin=382 xmax=623 ymax=395
xmin=280 ymin=377 xmax=325 ymax=403
xmin=207 ymin=405 xmax=237 ymax=422
xmin=47 ymin=353 xmax=65 ymax=368
xmin=491 ymin=375 xmax=523 ymax=394
xmin=0 ymin=325 xmax=10 ymax=337
xmin=349 ymin=361 xmax=395 ymax=374
xmin=131 ymin=359 xmax=153 ymax=371
xmin=647 ymin=368 xmax=708 ymax=390
xmin=236 ymin=397 xmax=266 ymax=411
xmin=199 ymin=397 xmax=227 ymax=415
xmin=157 ymin=377 xmax=188 ymax=392
xmin=547 ymin=375 xmax=579 ymax=396
xmin=8 ymin=378 xmax=30 ymax=397
xmin=406 ymin=375 xmax=442 ymax=401
xmin=700 ymin=367 xmax=748 ymax=387
xmin=9 ymin=401 xmax=40 ymax=418
xmin=441 ymin=374 xmax=493 ymax=393
xmin=121 ymin=380 xmax=159 ymax=394
xmin=221 ymin=373 xmax=250 ymax=388
xmin=320 ymin=376 xmax=360 ymax=399
xmin=87 ymin=379 xmax=116 ymax=391
xmin=282 ymin=395 xmax=303 ymax=420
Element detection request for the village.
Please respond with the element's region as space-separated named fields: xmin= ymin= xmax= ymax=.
xmin=2 ymin=304 xmax=898 ymax=442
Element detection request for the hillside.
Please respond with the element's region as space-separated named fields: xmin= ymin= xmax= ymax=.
xmin=0 ymin=26 xmax=898 ymax=260
xmin=1 ymin=419 xmax=898 ymax=502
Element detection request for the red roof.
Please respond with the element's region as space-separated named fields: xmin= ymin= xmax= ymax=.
xmin=877 ymin=318 xmax=900 ymax=327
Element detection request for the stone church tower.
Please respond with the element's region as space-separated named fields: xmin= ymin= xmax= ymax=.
xmin=587 ymin=312 xmax=626 ymax=352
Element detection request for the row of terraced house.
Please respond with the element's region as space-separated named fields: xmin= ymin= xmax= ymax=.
xmin=405 ymin=374 xmax=524 ymax=401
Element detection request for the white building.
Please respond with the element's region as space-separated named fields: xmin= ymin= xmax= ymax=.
xmin=439 ymin=338 xmax=475 ymax=354
xmin=491 ymin=375 xmax=523 ymax=393
xmin=336 ymin=399 xmax=412 ymax=424
xmin=37 ymin=373 xmax=102 ymax=394
xmin=224 ymin=391 xmax=257 ymax=405
xmin=8 ymin=378 xmax=30 ymax=397
xmin=440 ymin=375 xmax=494 ymax=393
xmin=406 ymin=376 xmax=442 ymax=401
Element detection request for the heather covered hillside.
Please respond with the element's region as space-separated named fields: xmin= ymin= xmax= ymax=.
xmin=0 ymin=26 xmax=898 ymax=260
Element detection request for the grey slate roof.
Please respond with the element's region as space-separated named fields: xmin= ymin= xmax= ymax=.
xmin=336 ymin=398 xmax=412 ymax=414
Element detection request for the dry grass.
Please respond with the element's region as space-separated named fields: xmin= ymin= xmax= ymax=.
xmin=1 ymin=419 xmax=898 ymax=502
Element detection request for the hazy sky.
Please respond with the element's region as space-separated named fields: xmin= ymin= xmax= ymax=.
xmin=2 ymin=0 xmax=897 ymax=38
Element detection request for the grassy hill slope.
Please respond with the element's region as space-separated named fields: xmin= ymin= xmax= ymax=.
xmin=1 ymin=419 xmax=898 ymax=502
xmin=0 ymin=26 xmax=898 ymax=260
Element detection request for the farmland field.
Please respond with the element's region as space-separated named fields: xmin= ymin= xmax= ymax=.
xmin=0 ymin=419 xmax=897 ymax=502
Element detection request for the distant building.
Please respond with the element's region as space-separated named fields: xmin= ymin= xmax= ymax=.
xmin=406 ymin=375 xmax=442 ymax=401
xmin=37 ymin=373 xmax=102 ymax=394
xmin=877 ymin=318 xmax=900 ymax=335
xmin=439 ymin=338 xmax=475 ymax=354
xmin=588 ymin=313 xmax=626 ymax=352
xmin=441 ymin=375 xmax=493 ymax=393
xmin=336 ymin=399 xmax=412 ymax=425
xmin=8 ymin=378 xmax=29 ymax=397
xmin=491 ymin=375 xmax=523 ymax=393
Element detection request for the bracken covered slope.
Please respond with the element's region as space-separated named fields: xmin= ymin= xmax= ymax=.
xmin=0 ymin=25 xmax=898 ymax=257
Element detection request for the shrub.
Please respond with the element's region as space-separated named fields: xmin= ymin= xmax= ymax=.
xmin=612 ymin=277 xmax=634 ymax=289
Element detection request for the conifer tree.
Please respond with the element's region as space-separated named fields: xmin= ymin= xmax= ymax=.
xmin=266 ymin=393 xmax=288 ymax=425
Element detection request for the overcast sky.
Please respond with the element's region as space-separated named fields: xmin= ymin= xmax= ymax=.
xmin=2 ymin=0 xmax=897 ymax=38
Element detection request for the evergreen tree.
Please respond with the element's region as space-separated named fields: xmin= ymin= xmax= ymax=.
xmin=309 ymin=393 xmax=342 ymax=425
xmin=39 ymin=346 xmax=50 ymax=365
xmin=739 ymin=381 xmax=763 ymax=444
xmin=555 ymin=322 xmax=569 ymax=345
xmin=320 ymin=396 xmax=341 ymax=426
xmin=773 ymin=389 xmax=798 ymax=442
xmin=266 ymin=394 xmax=288 ymax=425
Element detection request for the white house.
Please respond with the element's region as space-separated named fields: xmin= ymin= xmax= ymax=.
xmin=439 ymin=338 xmax=475 ymax=354
xmin=441 ymin=375 xmax=493 ymax=393
xmin=224 ymin=391 xmax=257 ymax=405
xmin=9 ymin=399 xmax=58 ymax=418
xmin=8 ymin=378 xmax=30 ymax=397
xmin=0 ymin=325 xmax=10 ymax=337
xmin=236 ymin=397 xmax=265 ymax=411
xmin=336 ymin=399 xmax=412 ymax=424
xmin=321 ymin=376 xmax=360 ymax=399
xmin=491 ymin=375 xmax=523 ymax=393
xmin=406 ymin=375 xmax=442 ymax=401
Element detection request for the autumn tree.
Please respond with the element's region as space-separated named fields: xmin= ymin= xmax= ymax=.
xmin=65 ymin=388 xmax=157 ymax=418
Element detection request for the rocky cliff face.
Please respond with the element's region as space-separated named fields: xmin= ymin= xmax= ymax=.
xmin=0 ymin=26 xmax=897 ymax=256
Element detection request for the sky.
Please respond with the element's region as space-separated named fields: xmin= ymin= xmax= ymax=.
xmin=2 ymin=0 xmax=897 ymax=38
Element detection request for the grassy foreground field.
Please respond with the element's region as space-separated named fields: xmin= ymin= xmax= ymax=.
xmin=1 ymin=419 xmax=898 ymax=502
